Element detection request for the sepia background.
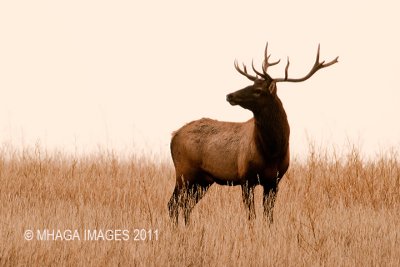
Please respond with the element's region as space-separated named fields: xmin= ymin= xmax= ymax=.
xmin=1 ymin=0 xmax=399 ymax=157
xmin=1 ymin=1 xmax=400 ymax=266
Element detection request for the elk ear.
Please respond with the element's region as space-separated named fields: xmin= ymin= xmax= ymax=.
xmin=268 ymin=82 xmax=277 ymax=95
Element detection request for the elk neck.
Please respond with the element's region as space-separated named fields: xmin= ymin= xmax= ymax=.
xmin=252 ymin=96 xmax=290 ymax=160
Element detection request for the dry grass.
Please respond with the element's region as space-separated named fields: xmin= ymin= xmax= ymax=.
xmin=0 ymin=142 xmax=399 ymax=266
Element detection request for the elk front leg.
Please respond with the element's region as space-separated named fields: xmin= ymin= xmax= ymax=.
xmin=241 ymin=183 xmax=256 ymax=220
xmin=262 ymin=180 xmax=278 ymax=223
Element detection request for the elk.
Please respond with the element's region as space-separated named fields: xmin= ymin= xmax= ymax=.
xmin=168 ymin=43 xmax=338 ymax=225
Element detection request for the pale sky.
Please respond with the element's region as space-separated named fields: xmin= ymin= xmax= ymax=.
xmin=1 ymin=1 xmax=399 ymax=158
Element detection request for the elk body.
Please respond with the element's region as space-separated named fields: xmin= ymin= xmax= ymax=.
xmin=168 ymin=43 xmax=338 ymax=225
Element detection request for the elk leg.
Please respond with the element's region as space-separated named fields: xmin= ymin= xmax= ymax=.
xmin=241 ymin=183 xmax=256 ymax=220
xmin=182 ymin=181 xmax=212 ymax=225
xmin=262 ymin=180 xmax=278 ymax=223
xmin=168 ymin=185 xmax=182 ymax=225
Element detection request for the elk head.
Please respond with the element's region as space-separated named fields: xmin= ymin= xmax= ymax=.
xmin=226 ymin=43 xmax=339 ymax=113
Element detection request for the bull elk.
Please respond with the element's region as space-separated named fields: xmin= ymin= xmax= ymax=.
xmin=168 ymin=43 xmax=338 ymax=225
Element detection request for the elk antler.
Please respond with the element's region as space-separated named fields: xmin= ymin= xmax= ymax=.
xmin=275 ymin=44 xmax=339 ymax=83
xmin=235 ymin=42 xmax=280 ymax=83
xmin=234 ymin=60 xmax=258 ymax=81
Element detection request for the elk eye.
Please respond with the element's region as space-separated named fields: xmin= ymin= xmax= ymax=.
xmin=254 ymin=88 xmax=263 ymax=96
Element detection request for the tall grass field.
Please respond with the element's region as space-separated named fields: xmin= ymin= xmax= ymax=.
xmin=0 ymin=143 xmax=399 ymax=266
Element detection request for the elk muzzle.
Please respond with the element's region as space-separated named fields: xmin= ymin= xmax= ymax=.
xmin=226 ymin=93 xmax=237 ymax=105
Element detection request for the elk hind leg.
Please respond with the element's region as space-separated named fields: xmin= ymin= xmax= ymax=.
xmin=168 ymin=184 xmax=182 ymax=225
xmin=182 ymin=180 xmax=213 ymax=225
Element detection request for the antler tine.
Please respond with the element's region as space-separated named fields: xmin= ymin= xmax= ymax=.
xmin=234 ymin=59 xmax=258 ymax=81
xmin=275 ymin=44 xmax=339 ymax=83
xmin=262 ymin=42 xmax=281 ymax=77
xmin=284 ymin=57 xmax=290 ymax=81
xmin=262 ymin=57 xmax=281 ymax=75
xmin=316 ymin=44 xmax=320 ymax=64
xmin=264 ymin=42 xmax=270 ymax=68
xmin=251 ymin=60 xmax=264 ymax=78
